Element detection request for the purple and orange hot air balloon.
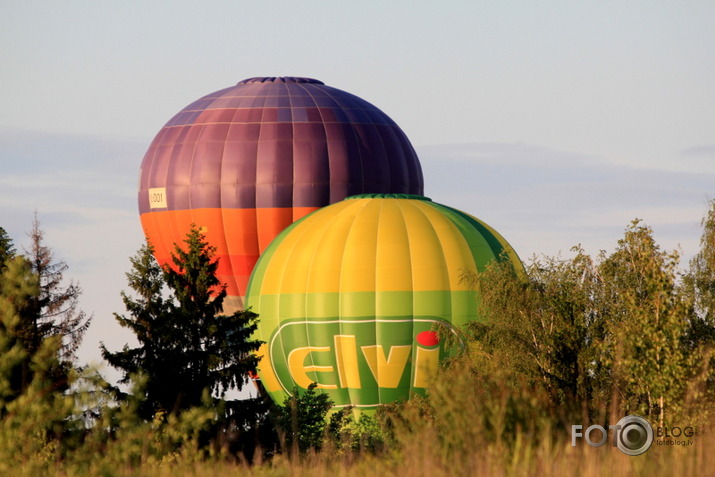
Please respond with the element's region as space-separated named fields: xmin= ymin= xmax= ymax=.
xmin=138 ymin=77 xmax=423 ymax=311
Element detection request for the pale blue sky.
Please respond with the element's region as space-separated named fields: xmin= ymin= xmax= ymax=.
xmin=1 ymin=1 xmax=713 ymax=375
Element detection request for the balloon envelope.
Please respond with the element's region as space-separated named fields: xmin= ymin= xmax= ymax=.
xmin=138 ymin=77 xmax=423 ymax=310
xmin=246 ymin=194 xmax=523 ymax=414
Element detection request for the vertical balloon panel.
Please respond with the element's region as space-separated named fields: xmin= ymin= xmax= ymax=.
xmin=138 ymin=78 xmax=424 ymax=310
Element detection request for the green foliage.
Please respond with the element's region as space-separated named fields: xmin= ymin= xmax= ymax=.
xmin=684 ymin=200 xmax=715 ymax=347
xmin=101 ymin=225 xmax=269 ymax=461
xmin=22 ymin=214 xmax=91 ymax=364
xmin=385 ymin=352 xmax=554 ymax=468
xmin=0 ymin=217 xmax=90 ymax=415
xmin=682 ymin=200 xmax=715 ymax=422
xmin=5 ymin=208 xmax=715 ymax=475
xmin=101 ymin=243 xmax=171 ymax=418
xmin=0 ymin=256 xmax=37 ymax=407
xmin=0 ymin=226 xmax=15 ymax=270
xmin=163 ymin=226 xmax=262 ymax=401
xmin=0 ymin=215 xmax=91 ymax=408
xmin=102 ymin=226 xmax=262 ymax=419
xmin=1 ymin=251 xmax=81 ymax=412
xmin=0 ymin=255 xmax=84 ymax=474
xmin=599 ymin=219 xmax=689 ymax=424
xmin=687 ymin=200 xmax=715 ymax=322
xmin=461 ymin=218 xmax=707 ymax=428
xmin=327 ymin=408 xmax=393 ymax=454
xmin=276 ymin=383 xmax=333 ymax=454
xmin=0 ymin=222 xmax=98 ymax=476
xmin=461 ymin=247 xmax=604 ymax=423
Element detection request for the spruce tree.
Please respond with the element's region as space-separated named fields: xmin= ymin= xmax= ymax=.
xmin=0 ymin=227 xmax=15 ymax=270
xmin=100 ymin=243 xmax=173 ymax=418
xmin=102 ymin=225 xmax=262 ymax=419
xmin=0 ymin=255 xmax=82 ymax=462
xmin=0 ymin=256 xmax=37 ymax=407
xmin=0 ymin=218 xmax=90 ymax=398
xmin=22 ymin=214 xmax=91 ymax=363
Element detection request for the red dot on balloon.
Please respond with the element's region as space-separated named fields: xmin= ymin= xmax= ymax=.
xmin=416 ymin=331 xmax=439 ymax=347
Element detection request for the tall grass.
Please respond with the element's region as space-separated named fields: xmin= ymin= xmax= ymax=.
xmin=13 ymin=412 xmax=708 ymax=477
xmin=0 ymin=353 xmax=710 ymax=476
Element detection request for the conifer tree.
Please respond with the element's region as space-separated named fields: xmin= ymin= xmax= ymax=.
xmin=0 ymin=227 xmax=15 ymax=270
xmin=0 ymin=218 xmax=90 ymax=398
xmin=0 ymin=255 xmax=82 ymax=461
xmin=100 ymin=243 xmax=172 ymax=418
xmin=0 ymin=256 xmax=37 ymax=408
xmin=23 ymin=215 xmax=91 ymax=362
xmin=102 ymin=225 xmax=262 ymax=419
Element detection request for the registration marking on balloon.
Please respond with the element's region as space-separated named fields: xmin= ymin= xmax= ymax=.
xmin=257 ymin=318 xmax=457 ymax=409
xmin=148 ymin=188 xmax=167 ymax=209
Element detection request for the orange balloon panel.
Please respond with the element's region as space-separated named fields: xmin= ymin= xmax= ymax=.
xmin=137 ymin=77 xmax=425 ymax=312
xmin=140 ymin=206 xmax=318 ymax=302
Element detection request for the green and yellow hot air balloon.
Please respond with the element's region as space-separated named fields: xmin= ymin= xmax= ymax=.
xmin=245 ymin=194 xmax=522 ymax=414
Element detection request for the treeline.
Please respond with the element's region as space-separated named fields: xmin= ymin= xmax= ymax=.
xmin=0 ymin=220 xmax=361 ymax=470
xmin=0 ymin=215 xmax=90 ymax=408
xmin=0 ymin=202 xmax=714 ymax=476
xmin=458 ymin=215 xmax=715 ymax=431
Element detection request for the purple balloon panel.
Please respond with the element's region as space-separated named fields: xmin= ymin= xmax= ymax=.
xmin=139 ymin=77 xmax=423 ymax=214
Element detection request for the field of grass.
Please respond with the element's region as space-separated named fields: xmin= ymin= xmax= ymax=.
xmin=1 ymin=374 xmax=709 ymax=477
xmin=7 ymin=424 xmax=705 ymax=477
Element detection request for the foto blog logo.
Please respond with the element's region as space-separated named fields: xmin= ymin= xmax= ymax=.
xmin=571 ymin=415 xmax=654 ymax=456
